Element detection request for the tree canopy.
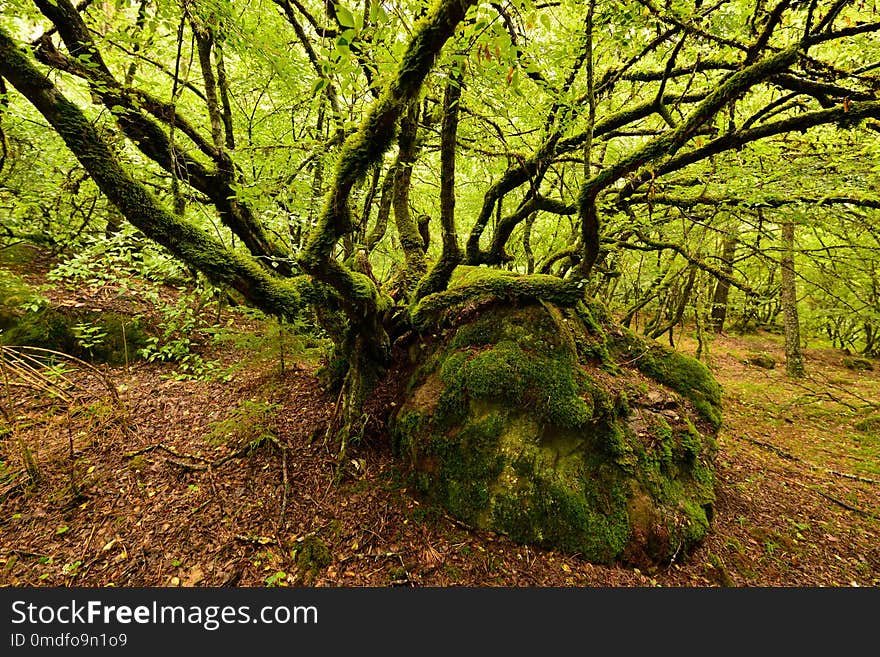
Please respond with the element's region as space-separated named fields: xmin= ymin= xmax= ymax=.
xmin=2 ymin=0 xmax=879 ymax=407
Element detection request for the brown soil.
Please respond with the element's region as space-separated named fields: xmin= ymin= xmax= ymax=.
xmin=1 ymin=283 xmax=878 ymax=588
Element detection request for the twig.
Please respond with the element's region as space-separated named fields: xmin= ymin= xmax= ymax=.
xmin=185 ymin=499 xmax=211 ymax=518
xmin=278 ymin=447 xmax=290 ymax=531
xmin=813 ymin=489 xmax=876 ymax=518
xmin=125 ymin=442 xmax=211 ymax=463
xmin=7 ymin=548 xmax=50 ymax=559
xmin=824 ymin=469 xmax=880 ymax=485
xmin=78 ymin=525 xmax=97 ymax=566
xmin=740 ymin=435 xmax=798 ymax=460
xmin=234 ymin=534 xmax=276 ymax=545
xmin=0 ymin=472 xmax=25 ymax=502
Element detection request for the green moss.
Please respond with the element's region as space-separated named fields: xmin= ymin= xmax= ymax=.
xmin=291 ymin=535 xmax=332 ymax=583
xmin=677 ymin=499 xmax=712 ymax=545
xmin=449 ymin=265 xmax=517 ymax=286
xmin=843 ymin=357 xmax=874 ymax=372
xmin=0 ymin=31 xmax=310 ymax=323
xmin=653 ymin=417 xmax=675 ymax=468
xmin=0 ymin=269 xmax=45 ymax=330
xmin=677 ymin=423 xmax=703 ymax=462
xmin=491 ymin=471 xmax=631 ymax=562
xmin=411 ymin=268 xmax=584 ymax=330
xmin=604 ymin=424 xmax=633 ymax=461
xmin=391 ymin=298 xmax=720 ymax=566
xmin=613 ymin=328 xmax=722 ymax=429
xmin=614 ymin=391 xmax=631 ymax=419
xmin=854 ymin=414 xmax=880 ymax=435
xmin=690 ymin=457 xmax=716 ymax=490
xmin=454 ymin=341 xmax=592 ymax=430
xmin=1 ymin=307 xmax=149 ymax=365
xmin=391 ymin=410 xmax=423 ymax=457
xmin=745 ymin=352 xmax=776 ymax=369
xmin=448 ymin=318 xmax=501 ymax=349
xmin=0 ymin=244 xmax=42 ymax=267
xmin=571 ymin=303 xmax=615 ymax=367
xmin=417 ymin=412 xmax=506 ymax=524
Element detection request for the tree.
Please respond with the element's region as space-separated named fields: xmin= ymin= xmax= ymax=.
xmin=3 ymin=0 xmax=877 ymax=403
xmin=780 ymin=219 xmax=805 ymax=376
xmin=2 ymin=0 xmax=879 ymax=562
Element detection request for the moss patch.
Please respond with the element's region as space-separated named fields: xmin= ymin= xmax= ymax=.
xmin=609 ymin=326 xmax=723 ymax=430
xmin=0 ymin=269 xmax=45 ymax=330
xmin=745 ymin=352 xmax=776 ymax=369
xmin=291 ymin=535 xmax=332 ymax=584
xmin=1 ymin=305 xmax=149 ymax=365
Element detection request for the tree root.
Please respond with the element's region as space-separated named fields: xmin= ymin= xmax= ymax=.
xmin=737 ymin=435 xmax=879 ymax=485
xmin=813 ymin=489 xmax=876 ymax=518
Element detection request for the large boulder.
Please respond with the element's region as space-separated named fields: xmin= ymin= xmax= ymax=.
xmin=390 ymin=270 xmax=721 ymax=566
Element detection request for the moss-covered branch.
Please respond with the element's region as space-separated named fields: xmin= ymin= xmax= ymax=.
xmin=489 ymin=195 xmax=576 ymax=263
xmin=273 ymin=0 xmax=343 ymax=128
xmin=578 ymin=46 xmax=801 ymax=209
xmin=625 ymin=193 xmax=880 ymax=212
xmin=414 ymin=74 xmax=463 ymax=301
xmin=464 ymin=139 xmax=556 ymax=265
xmin=611 ymin=232 xmax=755 ymax=296
xmin=392 ymin=101 xmax=427 ymax=293
xmin=0 ymin=25 xmax=312 ymax=320
xmin=464 ymin=93 xmax=707 ymax=266
xmin=32 ymin=0 xmax=294 ymax=275
xmin=300 ymin=0 xmax=477 ymax=314
xmin=619 ymin=99 xmax=880 ymax=199
xmin=365 ymin=166 xmax=396 ymax=252
xmin=193 ymin=26 xmax=225 ymax=155
xmin=32 ymin=35 xmax=218 ymax=161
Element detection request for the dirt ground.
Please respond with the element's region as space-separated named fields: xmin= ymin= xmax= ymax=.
xmin=1 ymin=281 xmax=878 ymax=588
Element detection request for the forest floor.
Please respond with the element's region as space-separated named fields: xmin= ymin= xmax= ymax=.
xmin=1 ymin=263 xmax=878 ymax=588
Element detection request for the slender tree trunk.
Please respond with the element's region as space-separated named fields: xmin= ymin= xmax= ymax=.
xmin=780 ymin=220 xmax=804 ymax=377
xmin=414 ymin=73 xmax=462 ymax=301
xmin=365 ymin=165 xmax=395 ymax=253
xmin=710 ymin=227 xmax=738 ymax=333
xmin=392 ymin=100 xmax=427 ymax=296
xmin=650 ymin=264 xmax=697 ymax=345
xmin=523 ymin=212 xmax=536 ymax=274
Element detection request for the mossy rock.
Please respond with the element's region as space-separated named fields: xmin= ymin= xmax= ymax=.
xmin=745 ymin=352 xmax=776 ymax=369
xmin=0 ymin=269 xmax=43 ymax=331
xmin=853 ymin=414 xmax=880 ymax=435
xmin=291 ymin=535 xmax=332 ymax=583
xmin=391 ymin=283 xmax=720 ymax=567
xmin=2 ymin=267 xmax=150 ymax=364
xmin=842 ymin=357 xmax=874 ymax=372
xmin=0 ymin=243 xmax=44 ymax=268
xmin=1 ymin=306 xmax=149 ymax=365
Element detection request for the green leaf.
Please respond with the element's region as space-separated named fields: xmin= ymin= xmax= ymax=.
xmin=335 ymin=4 xmax=355 ymax=28
xmin=368 ymin=0 xmax=387 ymax=24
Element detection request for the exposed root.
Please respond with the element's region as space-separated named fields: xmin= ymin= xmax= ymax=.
xmin=737 ymin=435 xmax=879 ymax=485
